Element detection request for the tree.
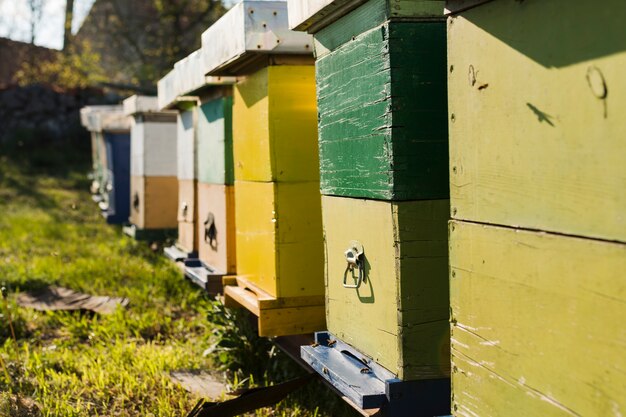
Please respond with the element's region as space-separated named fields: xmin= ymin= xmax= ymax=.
xmin=64 ymin=0 xmax=74 ymax=51
xmin=75 ymin=0 xmax=227 ymax=88
xmin=15 ymin=39 xmax=106 ymax=89
xmin=28 ymin=0 xmax=45 ymax=45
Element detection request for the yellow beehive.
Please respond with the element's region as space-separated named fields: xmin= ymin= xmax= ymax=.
xmin=202 ymin=0 xmax=322 ymax=336
xmin=447 ymin=1 xmax=626 ymax=415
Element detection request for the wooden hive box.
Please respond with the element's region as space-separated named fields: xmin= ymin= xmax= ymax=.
xmin=80 ymin=106 xmax=131 ymax=224
xmin=450 ymin=220 xmax=626 ymax=417
xmin=289 ymin=1 xmax=451 ymax=413
xmin=446 ymin=1 xmax=626 ymax=416
xmin=293 ymin=0 xmax=448 ymax=201
xmin=80 ymin=106 xmax=121 ymax=202
xmin=195 ymin=87 xmax=237 ymax=276
xmin=323 ymin=196 xmax=450 ymax=380
xmin=123 ymin=95 xmax=178 ymax=240
xmin=447 ymin=0 xmax=626 ymax=242
xmin=203 ymin=0 xmax=325 ymax=336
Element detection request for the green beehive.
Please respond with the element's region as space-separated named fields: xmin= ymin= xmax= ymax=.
xmin=309 ymin=0 xmax=448 ymax=201
xmin=290 ymin=1 xmax=451 ymax=413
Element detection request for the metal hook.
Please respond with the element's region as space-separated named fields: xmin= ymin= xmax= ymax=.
xmin=342 ymin=241 xmax=364 ymax=289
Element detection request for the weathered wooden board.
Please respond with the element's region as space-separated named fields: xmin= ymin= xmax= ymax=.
xmin=448 ymin=0 xmax=626 ymax=242
xmin=235 ymin=180 xmax=324 ymax=299
xmin=197 ymin=95 xmax=234 ymax=185
xmin=224 ymin=276 xmax=325 ymax=337
xmin=312 ymin=0 xmax=445 ymax=57
xmin=323 ymin=196 xmax=449 ymax=379
xmin=197 ymin=183 xmax=236 ymax=274
xmin=317 ymin=21 xmax=448 ymax=200
xmin=177 ymin=108 xmax=197 ymax=181
xmin=450 ymin=220 xmax=626 ymax=417
xmin=177 ymin=179 xmax=198 ymax=253
xmin=232 ymin=65 xmax=319 ymax=183
xmin=130 ymin=175 xmax=179 ymax=230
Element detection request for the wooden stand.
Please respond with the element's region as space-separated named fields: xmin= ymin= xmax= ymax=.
xmin=223 ymin=276 xmax=325 ymax=337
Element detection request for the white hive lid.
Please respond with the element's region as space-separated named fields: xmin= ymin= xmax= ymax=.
xmin=157 ymin=68 xmax=181 ymax=110
xmin=201 ymin=0 xmax=313 ymax=76
xmin=80 ymin=105 xmax=129 ymax=132
xmin=122 ymin=95 xmax=161 ymax=116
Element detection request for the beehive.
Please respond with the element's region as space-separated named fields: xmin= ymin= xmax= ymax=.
xmin=289 ymin=0 xmax=450 ymax=412
xmin=80 ymin=106 xmax=131 ymax=224
xmin=447 ymin=0 xmax=626 ymax=415
xmin=203 ymin=0 xmax=324 ymax=337
xmin=123 ymin=95 xmax=178 ymax=240
xmin=195 ymin=88 xmax=236 ymax=273
xmin=80 ymin=106 xmax=121 ymax=202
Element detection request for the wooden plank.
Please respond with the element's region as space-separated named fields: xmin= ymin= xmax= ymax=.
xmin=448 ymin=0 xmax=626 ymax=242
xmin=224 ymin=280 xmax=325 ymax=337
xmin=323 ymin=196 xmax=449 ymax=379
xmin=234 ymin=276 xmax=324 ymax=310
xmin=317 ymin=21 xmax=448 ymax=200
xmin=197 ymin=95 xmax=234 ymax=185
xmin=197 ymin=183 xmax=236 ymax=274
xmin=450 ymin=220 xmax=626 ymax=417
xmin=233 ymin=65 xmax=319 ymax=182
xmin=224 ymin=285 xmax=261 ymax=316
xmin=258 ymin=305 xmax=325 ymax=337
xmin=234 ymin=180 xmax=324 ymax=299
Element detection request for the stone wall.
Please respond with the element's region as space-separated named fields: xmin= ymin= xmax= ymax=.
xmin=0 ymin=84 xmax=113 ymax=144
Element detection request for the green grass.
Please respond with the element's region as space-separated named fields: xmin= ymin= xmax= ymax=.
xmin=0 ymin=137 xmax=357 ymax=417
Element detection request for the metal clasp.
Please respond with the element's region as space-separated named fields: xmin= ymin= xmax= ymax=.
xmin=343 ymin=241 xmax=364 ymax=289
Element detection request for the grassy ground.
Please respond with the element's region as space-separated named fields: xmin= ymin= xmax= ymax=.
xmin=0 ymin=136 xmax=357 ymax=417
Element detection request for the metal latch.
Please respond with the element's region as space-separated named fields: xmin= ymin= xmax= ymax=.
xmin=343 ymin=241 xmax=364 ymax=289
xmin=180 ymin=202 xmax=188 ymax=220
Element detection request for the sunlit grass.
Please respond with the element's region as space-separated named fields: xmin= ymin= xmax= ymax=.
xmin=0 ymin=144 xmax=355 ymax=417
